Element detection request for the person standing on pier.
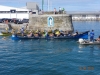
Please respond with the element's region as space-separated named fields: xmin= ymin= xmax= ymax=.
xmin=62 ymin=8 xmax=65 ymax=14
xmin=54 ymin=8 xmax=56 ymax=14
xmin=59 ymin=7 xmax=61 ymax=14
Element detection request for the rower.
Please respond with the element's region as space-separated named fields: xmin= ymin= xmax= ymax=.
xmin=20 ymin=27 xmax=24 ymax=36
xmin=73 ymin=31 xmax=78 ymax=36
xmin=27 ymin=31 xmax=33 ymax=37
xmin=96 ymin=36 xmax=100 ymax=42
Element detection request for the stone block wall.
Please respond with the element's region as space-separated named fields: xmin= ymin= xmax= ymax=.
xmin=28 ymin=14 xmax=74 ymax=32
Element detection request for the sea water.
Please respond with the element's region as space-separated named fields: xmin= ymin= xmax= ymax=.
xmin=0 ymin=21 xmax=100 ymax=75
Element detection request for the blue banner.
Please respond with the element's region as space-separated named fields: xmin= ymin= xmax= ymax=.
xmin=47 ymin=16 xmax=54 ymax=27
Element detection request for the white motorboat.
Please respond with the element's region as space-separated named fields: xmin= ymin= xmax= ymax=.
xmin=78 ymin=38 xmax=100 ymax=45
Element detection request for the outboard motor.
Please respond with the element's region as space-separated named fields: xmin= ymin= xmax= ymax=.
xmin=78 ymin=38 xmax=84 ymax=44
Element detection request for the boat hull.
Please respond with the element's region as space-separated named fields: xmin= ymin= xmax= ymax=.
xmin=11 ymin=35 xmax=40 ymax=40
xmin=11 ymin=31 xmax=89 ymax=40
xmin=51 ymin=31 xmax=89 ymax=39
xmin=80 ymin=41 xmax=100 ymax=45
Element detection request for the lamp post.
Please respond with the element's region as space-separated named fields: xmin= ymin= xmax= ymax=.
xmin=42 ymin=0 xmax=44 ymax=10
xmin=47 ymin=0 xmax=49 ymax=11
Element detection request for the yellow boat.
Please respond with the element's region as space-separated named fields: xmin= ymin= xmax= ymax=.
xmin=0 ymin=32 xmax=12 ymax=36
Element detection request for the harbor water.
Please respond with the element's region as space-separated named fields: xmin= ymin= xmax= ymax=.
xmin=0 ymin=21 xmax=100 ymax=75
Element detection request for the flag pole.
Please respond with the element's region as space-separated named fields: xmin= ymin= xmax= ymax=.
xmin=48 ymin=0 xmax=49 ymax=11
xmin=42 ymin=0 xmax=44 ymax=10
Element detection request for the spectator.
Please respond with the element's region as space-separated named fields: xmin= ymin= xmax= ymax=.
xmin=39 ymin=9 xmax=43 ymax=15
xmin=54 ymin=8 xmax=56 ymax=14
xmin=59 ymin=7 xmax=61 ymax=14
xmin=62 ymin=8 xmax=65 ymax=14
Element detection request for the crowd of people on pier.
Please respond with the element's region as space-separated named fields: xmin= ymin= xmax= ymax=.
xmin=54 ymin=7 xmax=65 ymax=14
xmin=38 ymin=7 xmax=65 ymax=15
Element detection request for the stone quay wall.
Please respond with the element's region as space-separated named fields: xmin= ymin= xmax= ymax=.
xmin=28 ymin=14 xmax=74 ymax=32
xmin=0 ymin=14 xmax=74 ymax=32
xmin=0 ymin=23 xmax=27 ymax=30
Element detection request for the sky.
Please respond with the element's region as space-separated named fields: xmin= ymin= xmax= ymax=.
xmin=0 ymin=0 xmax=100 ymax=11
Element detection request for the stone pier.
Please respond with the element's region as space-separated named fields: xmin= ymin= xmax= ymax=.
xmin=28 ymin=14 xmax=74 ymax=32
xmin=0 ymin=14 xmax=74 ymax=32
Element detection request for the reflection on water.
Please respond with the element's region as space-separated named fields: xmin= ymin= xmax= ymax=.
xmin=78 ymin=44 xmax=88 ymax=49
xmin=78 ymin=44 xmax=100 ymax=56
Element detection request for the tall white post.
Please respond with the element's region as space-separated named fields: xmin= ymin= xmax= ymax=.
xmin=47 ymin=0 xmax=49 ymax=11
xmin=50 ymin=1 xmax=52 ymax=11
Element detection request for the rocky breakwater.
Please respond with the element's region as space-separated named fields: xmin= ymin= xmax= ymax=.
xmin=0 ymin=23 xmax=28 ymax=30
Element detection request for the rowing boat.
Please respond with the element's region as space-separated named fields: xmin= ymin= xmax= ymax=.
xmin=0 ymin=32 xmax=12 ymax=36
xmin=11 ymin=31 xmax=89 ymax=40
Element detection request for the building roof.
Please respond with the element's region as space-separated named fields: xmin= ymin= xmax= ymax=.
xmin=20 ymin=6 xmax=27 ymax=9
xmin=0 ymin=5 xmax=29 ymax=11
